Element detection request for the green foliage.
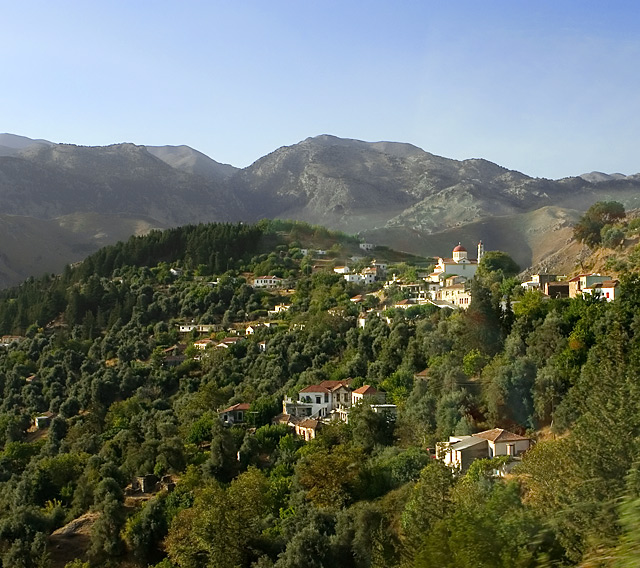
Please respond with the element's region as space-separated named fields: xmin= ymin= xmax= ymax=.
xmin=401 ymin=460 xmax=455 ymax=555
xmin=601 ymin=225 xmax=625 ymax=249
xmin=295 ymin=444 xmax=366 ymax=509
xmin=477 ymin=250 xmax=520 ymax=278
xmin=1 ymin=218 xmax=640 ymax=567
xmin=165 ymin=468 xmax=271 ymax=568
xmin=573 ymin=200 xmax=626 ymax=246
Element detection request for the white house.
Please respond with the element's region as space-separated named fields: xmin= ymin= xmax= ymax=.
xmin=268 ymin=303 xmax=291 ymax=316
xmin=193 ymin=339 xmax=214 ymax=350
xmin=582 ymin=279 xmax=619 ymax=302
xmin=253 ymin=275 xmax=285 ymax=289
xmin=178 ymin=323 xmax=219 ymax=333
xmin=219 ymin=403 xmax=251 ymax=425
xmin=435 ymin=284 xmax=472 ymax=308
xmin=344 ymin=273 xmax=365 ymax=284
xmin=333 ymin=266 xmax=351 ymax=274
xmin=568 ymin=273 xmax=612 ymax=298
xmin=361 ymin=267 xmax=378 ymax=284
xmin=359 ymin=243 xmax=375 ymax=251
xmin=245 ymin=324 xmax=265 ymax=335
xmin=0 ymin=335 xmax=23 ymax=346
xmin=283 ymin=380 xmax=352 ymax=419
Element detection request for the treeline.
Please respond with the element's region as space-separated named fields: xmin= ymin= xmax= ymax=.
xmin=0 ymin=220 xmax=372 ymax=335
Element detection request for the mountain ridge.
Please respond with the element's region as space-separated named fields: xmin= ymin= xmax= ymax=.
xmin=0 ymin=132 xmax=638 ymax=288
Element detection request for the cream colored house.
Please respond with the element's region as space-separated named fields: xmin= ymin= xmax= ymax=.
xmin=438 ymin=428 xmax=532 ymax=472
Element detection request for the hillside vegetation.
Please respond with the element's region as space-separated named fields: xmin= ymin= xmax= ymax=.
xmin=0 ymin=222 xmax=640 ymax=567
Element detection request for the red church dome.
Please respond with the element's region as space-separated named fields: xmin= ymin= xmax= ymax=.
xmin=453 ymin=243 xmax=466 ymax=252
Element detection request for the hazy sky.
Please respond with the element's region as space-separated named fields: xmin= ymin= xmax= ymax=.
xmin=4 ymin=1 xmax=639 ymax=179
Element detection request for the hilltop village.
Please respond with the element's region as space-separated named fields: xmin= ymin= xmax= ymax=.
xmin=0 ymin=219 xmax=638 ymax=567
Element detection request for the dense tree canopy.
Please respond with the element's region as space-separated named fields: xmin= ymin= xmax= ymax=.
xmin=573 ymin=200 xmax=626 ymax=246
xmin=0 ymin=219 xmax=636 ymax=566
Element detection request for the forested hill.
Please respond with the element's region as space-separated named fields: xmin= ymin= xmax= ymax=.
xmin=1 ymin=220 xmax=640 ymax=567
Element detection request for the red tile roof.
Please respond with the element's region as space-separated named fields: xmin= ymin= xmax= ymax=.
xmin=297 ymin=418 xmax=321 ymax=429
xmin=353 ymin=385 xmax=378 ymax=395
xmin=219 ymin=336 xmax=245 ymax=344
xmin=318 ymin=379 xmax=351 ymax=390
xmin=299 ymin=385 xmax=330 ymax=394
xmin=219 ymin=403 xmax=251 ymax=413
xmin=472 ymin=428 xmax=529 ymax=443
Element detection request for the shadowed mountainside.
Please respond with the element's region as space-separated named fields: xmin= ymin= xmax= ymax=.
xmin=0 ymin=132 xmax=638 ymax=287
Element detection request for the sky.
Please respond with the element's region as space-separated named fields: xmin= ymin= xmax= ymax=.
xmin=3 ymin=1 xmax=640 ymax=179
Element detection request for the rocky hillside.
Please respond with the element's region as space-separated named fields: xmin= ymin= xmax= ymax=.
xmin=0 ymin=142 xmax=244 ymax=225
xmin=0 ymin=132 xmax=639 ymax=287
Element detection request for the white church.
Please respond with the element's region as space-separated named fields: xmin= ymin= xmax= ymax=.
xmin=429 ymin=241 xmax=485 ymax=283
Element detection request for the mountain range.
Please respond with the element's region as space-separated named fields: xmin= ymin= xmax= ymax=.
xmin=0 ymin=132 xmax=638 ymax=287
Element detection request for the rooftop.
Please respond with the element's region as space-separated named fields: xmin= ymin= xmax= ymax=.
xmin=472 ymin=428 xmax=530 ymax=443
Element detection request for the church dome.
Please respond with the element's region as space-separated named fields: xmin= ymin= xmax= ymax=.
xmin=453 ymin=243 xmax=466 ymax=252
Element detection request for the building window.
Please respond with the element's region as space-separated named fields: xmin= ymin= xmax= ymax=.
xmin=324 ymin=393 xmax=329 ymax=403
xmin=316 ymin=396 xmax=321 ymax=404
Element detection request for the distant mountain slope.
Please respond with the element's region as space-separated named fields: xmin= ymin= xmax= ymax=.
xmin=0 ymin=142 xmax=245 ymax=225
xmin=362 ymin=206 xmax=580 ymax=270
xmin=0 ymin=132 xmax=639 ymax=287
xmin=0 ymin=212 xmax=165 ymax=288
xmin=0 ymin=133 xmax=53 ymax=150
xmin=0 ymin=133 xmax=53 ymax=157
xmin=146 ymin=144 xmax=238 ymax=181
xmin=231 ymin=135 xmax=634 ymax=236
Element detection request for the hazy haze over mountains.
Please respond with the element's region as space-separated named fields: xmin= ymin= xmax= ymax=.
xmin=0 ymin=132 xmax=638 ymax=287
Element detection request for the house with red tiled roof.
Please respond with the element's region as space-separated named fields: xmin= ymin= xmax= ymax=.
xmin=568 ymin=273 xmax=612 ymax=299
xmin=219 ymin=403 xmax=251 ymax=425
xmin=193 ymin=338 xmax=214 ymax=350
xmin=352 ymin=385 xmax=385 ymax=405
xmin=295 ymin=418 xmax=322 ymax=441
xmin=437 ymin=428 xmax=532 ymax=472
xmin=284 ymin=380 xmax=353 ymax=419
xmin=414 ymin=368 xmax=429 ymax=380
xmin=582 ymin=279 xmax=619 ymax=302
xmin=216 ymin=336 xmax=246 ymax=349
xmin=282 ymin=380 xmax=397 ymax=434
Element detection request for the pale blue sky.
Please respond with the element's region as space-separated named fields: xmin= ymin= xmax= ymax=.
xmin=3 ymin=1 xmax=639 ymax=178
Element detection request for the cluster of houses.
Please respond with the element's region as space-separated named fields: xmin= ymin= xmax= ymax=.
xmin=334 ymin=259 xmax=388 ymax=285
xmin=219 ymin=380 xmax=397 ymax=442
xmin=219 ymin=390 xmax=533 ymax=474
xmin=277 ymin=379 xmax=397 ymax=441
xmin=377 ymin=241 xmax=484 ymax=311
xmin=521 ymin=272 xmax=619 ymax=302
xmin=332 ymin=242 xmax=484 ymax=311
